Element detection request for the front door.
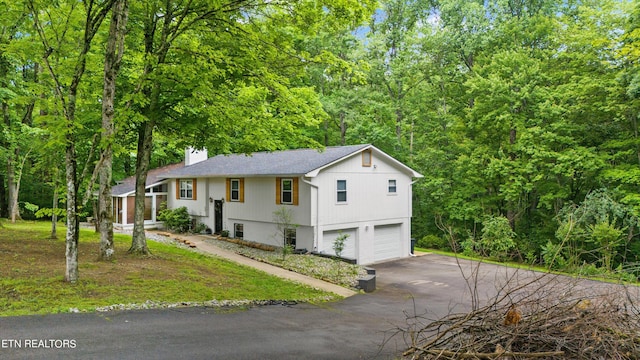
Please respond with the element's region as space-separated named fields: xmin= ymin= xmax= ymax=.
xmin=214 ymin=200 xmax=223 ymax=234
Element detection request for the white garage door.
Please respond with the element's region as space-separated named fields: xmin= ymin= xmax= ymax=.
xmin=322 ymin=229 xmax=357 ymax=259
xmin=374 ymin=224 xmax=402 ymax=262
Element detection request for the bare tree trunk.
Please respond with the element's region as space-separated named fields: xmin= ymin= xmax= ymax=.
xmin=2 ymin=99 xmax=20 ymax=223
xmin=130 ymin=121 xmax=153 ymax=255
xmin=65 ymin=141 xmax=79 ymax=282
xmin=99 ymin=0 xmax=128 ymax=260
xmin=0 ymin=173 xmax=7 ymax=218
xmin=395 ymin=107 xmax=403 ymax=142
xmin=323 ymin=118 xmax=329 ymax=146
xmin=50 ymin=171 xmax=58 ymax=239
xmin=339 ymin=111 xmax=346 ymax=146
xmin=7 ymin=153 xmax=21 ymax=223
xmin=409 ymin=119 xmax=414 ymax=161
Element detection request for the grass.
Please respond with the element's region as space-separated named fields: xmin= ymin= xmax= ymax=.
xmin=415 ymin=247 xmax=640 ymax=285
xmin=0 ymin=221 xmax=333 ymax=316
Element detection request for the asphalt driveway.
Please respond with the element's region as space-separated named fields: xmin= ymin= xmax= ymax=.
xmin=0 ymin=254 xmax=563 ymax=360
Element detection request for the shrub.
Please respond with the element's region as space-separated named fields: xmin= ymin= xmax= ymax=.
xmin=157 ymin=206 xmax=191 ymax=233
xmin=541 ymin=240 xmax=566 ymax=270
xmin=333 ymin=232 xmax=349 ymax=258
xmin=193 ymin=222 xmax=208 ymax=234
xmin=417 ymin=234 xmax=449 ymax=250
xmin=479 ymin=215 xmax=516 ymax=260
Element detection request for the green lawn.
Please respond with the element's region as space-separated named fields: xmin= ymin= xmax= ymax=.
xmin=0 ymin=221 xmax=333 ymax=316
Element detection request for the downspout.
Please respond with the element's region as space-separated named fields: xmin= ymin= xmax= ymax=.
xmin=408 ymin=179 xmax=420 ymax=256
xmin=301 ymin=177 xmax=319 ymax=252
xmin=204 ymin=178 xmax=210 ymax=217
xmin=408 ymin=179 xmax=420 ymax=216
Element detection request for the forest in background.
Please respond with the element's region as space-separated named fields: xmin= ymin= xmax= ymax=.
xmin=1 ymin=0 xmax=640 ymax=278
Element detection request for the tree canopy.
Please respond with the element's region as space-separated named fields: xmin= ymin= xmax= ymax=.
xmin=1 ymin=0 xmax=640 ymax=279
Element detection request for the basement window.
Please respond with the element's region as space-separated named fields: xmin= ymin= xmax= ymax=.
xmin=285 ymin=228 xmax=296 ymax=248
xmin=234 ymin=223 xmax=244 ymax=239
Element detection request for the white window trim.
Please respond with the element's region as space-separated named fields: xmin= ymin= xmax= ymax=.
xmin=284 ymin=228 xmax=296 ymax=247
xmin=179 ymin=179 xmax=193 ymax=199
xmin=281 ymin=178 xmax=293 ymax=205
xmin=230 ymin=179 xmax=241 ymax=202
xmin=336 ymin=179 xmax=347 ymax=204
xmin=388 ymin=179 xmax=398 ymax=195
xmin=234 ymin=223 xmax=244 ymax=239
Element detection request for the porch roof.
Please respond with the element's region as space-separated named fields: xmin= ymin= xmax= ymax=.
xmin=111 ymin=161 xmax=185 ymax=197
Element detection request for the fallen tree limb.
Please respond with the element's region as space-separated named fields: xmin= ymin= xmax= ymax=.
xmin=399 ymin=271 xmax=640 ymax=359
xmin=410 ymin=348 xmax=565 ymax=359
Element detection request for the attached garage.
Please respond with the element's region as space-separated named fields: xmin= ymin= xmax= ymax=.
xmin=373 ymin=224 xmax=402 ymax=262
xmin=322 ymin=229 xmax=357 ymax=259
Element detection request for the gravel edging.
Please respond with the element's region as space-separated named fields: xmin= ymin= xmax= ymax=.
xmin=70 ymin=297 xmax=336 ymax=313
xmin=197 ymin=236 xmax=368 ymax=289
xmin=134 ymin=229 xmax=368 ymax=289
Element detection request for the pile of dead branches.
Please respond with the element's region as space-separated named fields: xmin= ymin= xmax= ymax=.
xmin=401 ymin=272 xmax=640 ymax=359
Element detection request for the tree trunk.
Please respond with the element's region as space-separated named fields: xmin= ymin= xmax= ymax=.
xmin=99 ymin=0 xmax=128 ymax=260
xmin=7 ymin=153 xmax=21 ymax=223
xmin=507 ymin=126 xmax=517 ymax=230
xmin=2 ymin=99 xmax=20 ymax=223
xmin=0 ymin=173 xmax=7 ymax=218
xmin=50 ymin=173 xmax=58 ymax=240
xmin=130 ymin=120 xmax=153 ymax=255
xmin=395 ymin=107 xmax=403 ymax=141
xmin=339 ymin=111 xmax=346 ymax=146
xmin=64 ymin=141 xmax=79 ymax=283
xmin=29 ymin=0 xmax=115 ymax=283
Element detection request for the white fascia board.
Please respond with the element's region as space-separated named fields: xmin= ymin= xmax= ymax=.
xmin=304 ymin=145 xmax=372 ymax=177
xmin=372 ymin=147 xmax=424 ymax=178
xmin=305 ymin=145 xmax=424 ymax=178
xmin=116 ymin=181 xmax=168 ymax=197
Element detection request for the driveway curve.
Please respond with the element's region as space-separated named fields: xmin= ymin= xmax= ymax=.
xmin=0 ymin=254 xmax=614 ymax=360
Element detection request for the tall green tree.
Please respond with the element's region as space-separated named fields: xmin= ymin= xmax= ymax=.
xmin=0 ymin=2 xmax=39 ymax=223
xmin=122 ymin=0 xmax=375 ymax=254
xmin=28 ymin=0 xmax=116 ymax=282
xmin=98 ymin=0 xmax=129 ymax=260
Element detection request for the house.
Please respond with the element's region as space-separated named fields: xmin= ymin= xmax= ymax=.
xmin=111 ymin=163 xmax=180 ymax=230
xmin=158 ymin=144 xmax=423 ymax=265
xmin=111 ymin=150 xmax=209 ymax=229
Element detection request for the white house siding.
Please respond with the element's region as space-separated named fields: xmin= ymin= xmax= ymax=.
xmin=312 ymin=150 xmax=413 ymax=264
xmin=222 ymin=177 xmax=312 ymax=225
xmin=169 ymin=177 xmax=209 ymax=217
xmin=227 ymin=219 xmax=314 ymax=250
xmin=185 ymin=177 xmax=314 ymax=249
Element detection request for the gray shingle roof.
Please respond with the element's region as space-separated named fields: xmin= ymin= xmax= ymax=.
xmin=112 ymin=161 xmax=185 ymax=196
xmin=161 ymin=144 xmax=371 ymax=178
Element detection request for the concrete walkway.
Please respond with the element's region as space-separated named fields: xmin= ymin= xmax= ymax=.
xmin=159 ymin=232 xmax=358 ymax=298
